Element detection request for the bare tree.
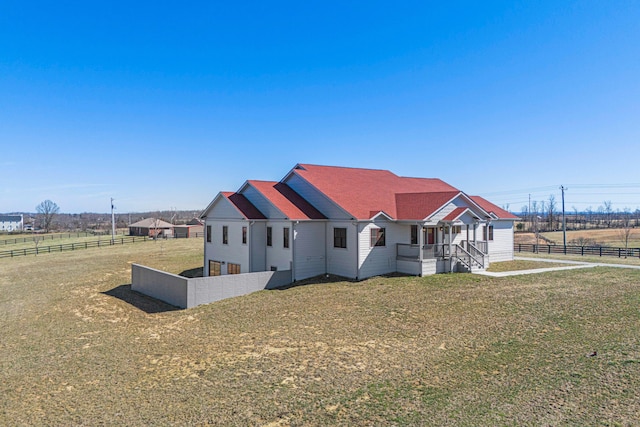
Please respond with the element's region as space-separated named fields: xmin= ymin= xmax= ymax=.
xmin=618 ymin=209 xmax=635 ymax=257
xmin=36 ymin=200 xmax=60 ymax=233
xmin=604 ymin=200 xmax=613 ymax=228
xmin=548 ymin=194 xmax=557 ymax=231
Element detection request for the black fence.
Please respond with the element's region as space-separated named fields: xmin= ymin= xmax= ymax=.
xmin=0 ymin=231 xmax=128 ymax=246
xmin=0 ymin=236 xmax=149 ymax=258
xmin=514 ymin=243 xmax=640 ymax=259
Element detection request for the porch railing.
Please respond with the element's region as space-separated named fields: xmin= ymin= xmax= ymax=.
xmin=460 ymin=241 xmax=486 ymax=268
xmin=397 ymin=242 xmax=486 ymax=270
xmin=396 ymin=243 xmax=448 ymax=260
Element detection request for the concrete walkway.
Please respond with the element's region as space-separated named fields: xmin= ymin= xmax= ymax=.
xmin=474 ymin=256 xmax=640 ymax=277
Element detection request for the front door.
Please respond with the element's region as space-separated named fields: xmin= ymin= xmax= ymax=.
xmin=424 ymin=227 xmax=436 ymax=245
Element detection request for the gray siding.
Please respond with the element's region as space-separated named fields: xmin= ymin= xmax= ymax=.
xmin=326 ymin=221 xmax=358 ymax=279
xmin=293 ymin=222 xmax=326 ymax=280
xmin=487 ymin=220 xmax=514 ymax=263
xmin=250 ymin=222 xmax=267 ymax=272
xmin=358 ymin=221 xmax=404 ymax=279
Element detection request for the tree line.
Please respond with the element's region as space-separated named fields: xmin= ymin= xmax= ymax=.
xmin=518 ymin=197 xmax=640 ymax=233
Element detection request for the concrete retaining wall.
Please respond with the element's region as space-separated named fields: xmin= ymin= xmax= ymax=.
xmin=131 ymin=264 xmax=292 ymax=309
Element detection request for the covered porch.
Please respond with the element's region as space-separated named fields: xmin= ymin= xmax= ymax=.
xmin=397 ymin=216 xmax=491 ymax=275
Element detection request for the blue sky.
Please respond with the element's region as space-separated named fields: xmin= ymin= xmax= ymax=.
xmin=1 ymin=1 xmax=639 ymax=214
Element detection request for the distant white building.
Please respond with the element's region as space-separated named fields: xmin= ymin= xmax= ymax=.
xmin=0 ymin=214 xmax=24 ymax=232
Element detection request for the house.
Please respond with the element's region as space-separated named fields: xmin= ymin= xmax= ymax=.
xmin=174 ymin=218 xmax=204 ymax=238
xmin=0 ymin=214 xmax=23 ymax=232
xmin=129 ymin=218 xmax=174 ymax=238
xmin=200 ymin=164 xmax=518 ymax=281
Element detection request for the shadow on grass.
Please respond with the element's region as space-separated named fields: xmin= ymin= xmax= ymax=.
xmin=179 ymin=267 xmax=203 ymax=278
xmin=103 ymin=284 xmax=180 ymax=314
xmin=275 ymin=274 xmax=354 ymax=290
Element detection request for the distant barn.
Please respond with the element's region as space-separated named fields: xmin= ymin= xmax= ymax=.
xmin=173 ymin=218 xmax=204 ymax=238
xmin=129 ymin=218 xmax=174 ymax=238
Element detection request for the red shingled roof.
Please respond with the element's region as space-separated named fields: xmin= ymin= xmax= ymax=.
xmin=395 ymin=192 xmax=460 ymax=220
xmin=222 ymin=192 xmax=266 ymax=219
xmin=291 ymin=164 xmax=459 ymax=220
xmin=442 ymin=207 xmax=471 ymax=222
xmin=248 ymin=180 xmax=326 ymax=220
xmin=470 ymin=196 xmax=519 ymax=219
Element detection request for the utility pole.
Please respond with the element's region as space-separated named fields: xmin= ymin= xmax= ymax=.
xmin=560 ymin=186 xmax=567 ymax=247
xmin=111 ymin=198 xmax=116 ymax=243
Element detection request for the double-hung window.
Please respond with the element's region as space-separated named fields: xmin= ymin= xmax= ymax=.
xmin=371 ymin=227 xmax=386 ymax=247
xmin=222 ymin=225 xmax=228 ymax=244
xmin=333 ymin=227 xmax=347 ymax=248
xmin=283 ymin=227 xmax=290 ymax=248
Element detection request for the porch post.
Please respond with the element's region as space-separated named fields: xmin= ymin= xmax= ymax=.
xmin=448 ymin=224 xmax=453 ymax=273
xmin=418 ymin=224 xmax=424 ymax=276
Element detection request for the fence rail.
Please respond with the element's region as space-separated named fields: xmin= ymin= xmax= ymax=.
xmin=0 ymin=231 xmax=129 ymax=246
xmin=514 ymin=243 xmax=640 ymax=259
xmin=0 ymin=236 xmax=149 ymax=258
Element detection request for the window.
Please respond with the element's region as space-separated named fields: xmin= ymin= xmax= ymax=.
xmin=242 ymin=226 xmax=247 ymax=244
xmin=334 ymin=227 xmax=347 ymax=248
xmin=206 ymin=225 xmax=211 ymax=243
xmin=270 ymin=266 xmax=278 ymax=271
xmin=483 ymin=225 xmax=494 ymax=241
xmin=283 ymin=227 xmax=290 ymax=248
xmin=266 ymin=227 xmax=272 ymax=246
xmin=209 ymin=260 xmax=221 ymax=276
xmin=410 ymin=225 xmax=418 ymax=245
xmin=222 ymin=225 xmax=228 ymax=244
xmin=370 ymin=227 xmax=386 ymax=247
xmin=227 ymin=263 xmax=241 ymax=274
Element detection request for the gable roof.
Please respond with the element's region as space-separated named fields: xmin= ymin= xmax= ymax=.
xmin=290 ymin=164 xmax=459 ymax=220
xmin=247 ymin=180 xmax=326 ymax=220
xmin=222 ymin=192 xmax=267 ymax=219
xmin=470 ymin=196 xmax=519 ymax=220
xmin=129 ymin=218 xmax=174 ymax=228
xmin=394 ymin=192 xmax=461 ymax=220
xmin=442 ymin=207 xmax=478 ymax=222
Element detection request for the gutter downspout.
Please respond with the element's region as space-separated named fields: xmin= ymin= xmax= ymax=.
xmin=248 ymin=221 xmax=254 ymax=272
xmin=324 ymin=221 xmax=328 ymax=276
xmin=291 ymin=221 xmax=296 ymax=282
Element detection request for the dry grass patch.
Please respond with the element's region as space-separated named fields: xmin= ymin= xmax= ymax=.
xmin=1 ymin=241 xmax=640 ymax=425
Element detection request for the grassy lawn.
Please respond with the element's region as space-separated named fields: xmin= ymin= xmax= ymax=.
xmin=0 ymin=232 xmax=139 ymax=252
xmin=2 ymin=240 xmax=639 ymax=425
xmin=486 ymin=259 xmax=570 ymax=272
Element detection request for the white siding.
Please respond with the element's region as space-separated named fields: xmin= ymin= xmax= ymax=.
xmin=209 ymin=197 xmax=245 ymax=219
xmin=204 ymin=219 xmax=250 ymax=276
xmin=293 ymin=222 xmax=326 ymax=281
xmin=487 ymin=220 xmax=514 ymax=263
xmin=326 ymin=221 xmax=359 ymax=279
xmin=265 ymin=221 xmax=293 ymax=272
xmin=284 ymin=173 xmax=352 ymax=219
xmin=358 ymin=220 xmax=404 ymax=280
